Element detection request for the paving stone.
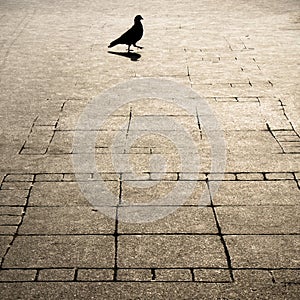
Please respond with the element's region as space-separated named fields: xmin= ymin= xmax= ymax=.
xmin=212 ymin=181 xmax=300 ymax=205
xmin=224 ymin=131 xmax=288 ymax=170
xmin=216 ymin=206 xmax=300 ymax=234
xmin=122 ymin=172 xmax=149 ymax=181
xmin=29 ymin=181 xmax=119 ymax=207
xmin=0 ymin=190 xmax=28 ymax=206
xmin=118 ymin=235 xmax=227 ymax=268
xmin=63 ymin=173 xmax=88 ymax=181
xmin=149 ymin=172 xmax=178 ymax=181
xmin=0 ymin=182 xmax=33 ymax=190
xmin=208 ymin=102 xmax=265 ymax=131
xmin=0 ymin=225 xmax=18 ymax=235
xmin=272 ymin=269 xmax=300 ymax=284
xmin=0 ymin=215 xmax=22 ymax=226
xmin=4 ymin=174 xmax=34 ymax=182
xmin=121 ymin=180 xmax=210 ymax=206
xmin=233 ymin=270 xmax=273 ymax=283
xmin=19 ymin=207 xmax=115 ymax=234
xmin=0 ymin=269 xmax=36 ymax=282
xmin=155 ymin=269 xmax=191 ymax=281
xmin=236 ymin=173 xmax=264 ymax=180
xmin=77 ymin=269 xmax=114 ymax=281
xmin=119 ymin=207 xmax=217 ymax=234
xmin=29 ymin=182 xmax=88 ymax=206
xmin=3 ymin=236 xmax=115 ymax=268
xmin=98 ymin=172 xmax=121 ymax=181
xmin=225 ymin=235 xmax=300 ymax=268
xmin=265 ymin=172 xmax=294 ymax=180
xmin=117 ymin=269 xmax=152 ymax=281
xmin=194 ymin=268 xmax=231 ymax=282
xmin=38 ymin=269 xmax=75 ymax=281
xmin=207 ymin=173 xmax=236 ymax=181
xmin=0 ymin=206 xmax=23 ymax=215
xmin=179 ymin=172 xmax=207 ymax=181
xmin=35 ymin=173 xmax=64 ymax=182
xmin=237 ymin=97 xmax=259 ymax=102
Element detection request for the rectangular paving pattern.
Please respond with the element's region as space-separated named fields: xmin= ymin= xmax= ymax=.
xmin=0 ymin=0 xmax=299 ymax=298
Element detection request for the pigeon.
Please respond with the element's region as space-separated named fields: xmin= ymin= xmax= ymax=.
xmin=108 ymin=15 xmax=143 ymax=52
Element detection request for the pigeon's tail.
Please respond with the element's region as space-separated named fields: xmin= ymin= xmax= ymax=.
xmin=108 ymin=38 xmax=120 ymax=48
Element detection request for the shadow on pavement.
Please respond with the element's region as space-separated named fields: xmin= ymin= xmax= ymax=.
xmin=108 ymin=51 xmax=141 ymax=61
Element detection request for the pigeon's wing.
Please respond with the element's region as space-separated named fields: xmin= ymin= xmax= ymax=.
xmin=109 ymin=25 xmax=136 ymax=47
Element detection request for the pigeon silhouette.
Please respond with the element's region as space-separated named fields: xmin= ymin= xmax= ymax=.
xmin=108 ymin=15 xmax=143 ymax=52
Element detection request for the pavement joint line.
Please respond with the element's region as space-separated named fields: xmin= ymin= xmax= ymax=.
xmin=18 ymin=116 xmax=38 ymax=155
xmin=45 ymin=117 xmax=60 ymax=154
xmin=112 ymin=179 xmax=122 ymax=281
xmin=206 ymin=180 xmax=234 ymax=282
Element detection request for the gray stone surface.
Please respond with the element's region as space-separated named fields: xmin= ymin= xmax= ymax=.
xmin=3 ymin=236 xmax=115 ymax=268
xmin=119 ymin=207 xmax=217 ymax=234
xmin=38 ymin=269 xmax=75 ymax=282
xmin=225 ymin=235 xmax=300 ymax=268
xmin=0 ymin=0 xmax=299 ymax=298
xmin=19 ymin=207 xmax=116 ymax=234
xmin=216 ymin=206 xmax=299 ymax=234
xmin=212 ymin=181 xmax=299 ymax=205
xmin=118 ymin=235 xmax=227 ymax=268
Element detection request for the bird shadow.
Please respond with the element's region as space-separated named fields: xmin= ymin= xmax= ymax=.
xmin=108 ymin=51 xmax=141 ymax=61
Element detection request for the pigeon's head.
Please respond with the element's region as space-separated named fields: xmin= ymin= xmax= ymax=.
xmin=134 ymin=15 xmax=143 ymax=22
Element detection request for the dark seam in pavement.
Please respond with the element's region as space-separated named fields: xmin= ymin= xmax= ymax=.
xmin=266 ymin=123 xmax=285 ymax=153
xmin=206 ymin=180 xmax=234 ymax=282
xmin=113 ymin=179 xmax=122 ymax=281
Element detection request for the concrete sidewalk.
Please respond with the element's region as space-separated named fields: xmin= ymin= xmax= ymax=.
xmin=0 ymin=0 xmax=299 ymax=299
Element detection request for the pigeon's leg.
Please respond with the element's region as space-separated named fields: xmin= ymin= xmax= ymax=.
xmin=127 ymin=45 xmax=133 ymax=52
xmin=134 ymin=44 xmax=143 ymax=49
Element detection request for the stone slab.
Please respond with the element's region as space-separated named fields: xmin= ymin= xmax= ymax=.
xmin=118 ymin=207 xmax=217 ymax=234
xmin=225 ymin=235 xmax=300 ymax=268
xmin=212 ymin=181 xmax=300 ymax=205
xmin=118 ymin=235 xmax=227 ymax=268
xmin=3 ymin=236 xmax=115 ymax=268
xmin=216 ymin=206 xmax=300 ymax=234
xmin=19 ymin=207 xmax=116 ymax=234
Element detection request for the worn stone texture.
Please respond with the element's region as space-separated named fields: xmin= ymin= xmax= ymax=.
xmin=0 ymin=0 xmax=299 ymax=298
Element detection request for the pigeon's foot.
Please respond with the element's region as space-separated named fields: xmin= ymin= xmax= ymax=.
xmin=134 ymin=44 xmax=143 ymax=49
